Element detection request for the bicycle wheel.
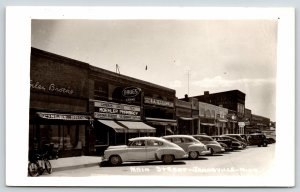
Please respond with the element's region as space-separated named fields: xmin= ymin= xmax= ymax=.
xmin=28 ymin=162 xmax=39 ymax=177
xmin=44 ymin=160 xmax=53 ymax=174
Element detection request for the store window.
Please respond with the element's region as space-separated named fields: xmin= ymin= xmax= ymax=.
xmin=37 ymin=124 xmax=85 ymax=152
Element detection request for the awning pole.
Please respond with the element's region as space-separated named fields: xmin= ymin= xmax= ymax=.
xmin=124 ymin=133 xmax=127 ymax=145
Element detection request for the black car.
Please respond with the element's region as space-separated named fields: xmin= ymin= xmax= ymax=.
xmin=211 ymin=136 xmax=234 ymax=151
xmin=212 ymin=135 xmax=243 ymax=150
xmin=247 ymin=133 xmax=268 ymax=147
xmin=267 ymin=137 xmax=276 ymax=144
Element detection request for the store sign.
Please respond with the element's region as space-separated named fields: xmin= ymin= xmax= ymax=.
xmin=238 ymin=122 xmax=245 ymax=127
xmin=30 ymin=80 xmax=74 ymax=95
xmin=94 ymin=100 xmax=141 ymax=120
xmin=122 ymin=87 xmax=141 ymax=98
xmin=144 ymin=97 xmax=174 ymax=108
xmin=37 ymin=112 xmax=89 ymax=120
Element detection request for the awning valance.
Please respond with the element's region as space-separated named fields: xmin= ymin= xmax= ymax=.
xmin=200 ymin=123 xmax=216 ymax=126
xmin=145 ymin=117 xmax=177 ymax=126
xmin=117 ymin=121 xmax=156 ymax=133
xmin=178 ymin=117 xmax=198 ymax=121
xmin=217 ymin=119 xmax=228 ymax=123
xmin=98 ymin=120 xmax=127 ymax=133
xmin=37 ymin=112 xmax=90 ymax=121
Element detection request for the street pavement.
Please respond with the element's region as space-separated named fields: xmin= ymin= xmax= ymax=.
xmin=41 ymin=143 xmax=275 ymax=177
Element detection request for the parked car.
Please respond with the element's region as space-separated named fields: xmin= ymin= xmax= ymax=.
xmin=248 ymin=133 xmax=268 ymax=147
xmin=266 ymin=137 xmax=276 ymax=144
xmin=212 ymin=135 xmax=243 ymax=150
xmin=209 ymin=136 xmax=233 ymax=151
xmin=192 ymin=135 xmax=225 ymax=155
xmin=162 ymin=135 xmax=210 ymax=159
xmin=224 ymin=134 xmax=248 ymax=148
xmin=102 ymin=137 xmax=187 ymax=166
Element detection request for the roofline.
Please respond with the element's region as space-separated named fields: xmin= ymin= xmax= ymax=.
xmin=189 ymin=89 xmax=246 ymax=98
xmin=31 ymin=47 xmax=175 ymax=94
xmin=89 ymin=65 xmax=175 ymax=93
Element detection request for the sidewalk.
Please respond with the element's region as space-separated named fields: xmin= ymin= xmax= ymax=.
xmin=49 ymin=156 xmax=102 ymax=172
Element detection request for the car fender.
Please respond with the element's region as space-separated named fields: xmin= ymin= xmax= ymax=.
xmin=188 ymin=144 xmax=204 ymax=153
xmin=104 ymin=149 xmax=128 ymax=161
xmin=155 ymin=148 xmax=184 ymax=160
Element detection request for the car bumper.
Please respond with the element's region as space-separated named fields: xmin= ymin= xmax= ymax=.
xmin=200 ymin=150 xmax=211 ymax=155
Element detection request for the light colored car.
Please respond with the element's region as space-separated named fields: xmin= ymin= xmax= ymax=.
xmin=192 ymin=135 xmax=225 ymax=155
xmin=103 ymin=137 xmax=187 ymax=166
xmin=162 ymin=135 xmax=210 ymax=159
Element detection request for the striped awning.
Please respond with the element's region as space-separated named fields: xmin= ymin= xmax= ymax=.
xmin=98 ymin=120 xmax=127 ymax=133
xmin=117 ymin=121 xmax=156 ymax=133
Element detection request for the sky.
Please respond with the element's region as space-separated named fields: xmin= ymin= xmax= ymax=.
xmin=31 ymin=19 xmax=277 ymax=121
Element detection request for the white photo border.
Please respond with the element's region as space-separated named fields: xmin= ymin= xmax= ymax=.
xmin=5 ymin=6 xmax=295 ymax=187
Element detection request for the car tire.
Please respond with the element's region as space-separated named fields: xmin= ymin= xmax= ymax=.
xmin=263 ymin=142 xmax=268 ymax=147
xmin=189 ymin=151 xmax=199 ymax=159
xmin=162 ymin=154 xmax=174 ymax=164
xmin=208 ymin=148 xmax=214 ymax=156
xmin=109 ymin=155 xmax=122 ymax=166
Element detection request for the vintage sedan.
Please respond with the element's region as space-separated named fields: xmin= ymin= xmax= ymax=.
xmin=224 ymin=134 xmax=248 ymax=148
xmin=192 ymin=135 xmax=225 ymax=155
xmin=102 ymin=137 xmax=187 ymax=166
xmin=212 ymin=135 xmax=243 ymax=150
xmin=162 ymin=135 xmax=210 ymax=159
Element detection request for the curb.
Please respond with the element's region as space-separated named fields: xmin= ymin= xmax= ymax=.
xmin=53 ymin=162 xmax=100 ymax=172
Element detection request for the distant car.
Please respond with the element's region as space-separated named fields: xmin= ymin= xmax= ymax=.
xmin=102 ymin=137 xmax=187 ymax=166
xmin=210 ymin=136 xmax=233 ymax=151
xmin=162 ymin=135 xmax=210 ymax=159
xmin=248 ymin=133 xmax=268 ymax=147
xmin=192 ymin=135 xmax=225 ymax=155
xmin=266 ymin=137 xmax=276 ymax=144
xmin=212 ymin=135 xmax=243 ymax=150
xmin=224 ymin=134 xmax=248 ymax=148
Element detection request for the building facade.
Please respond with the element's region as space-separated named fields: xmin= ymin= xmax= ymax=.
xmin=29 ymin=48 xmax=91 ymax=157
xmin=29 ymin=48 xmax=177 ymax=157
xmin=89 ymin=65 xmax=177 ymax=154
xmin=193 ymin=90 xmax=245 ymax=134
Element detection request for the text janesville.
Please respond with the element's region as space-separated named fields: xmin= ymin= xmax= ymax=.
xmin=129 ymin=166 xmax=259 ymax=173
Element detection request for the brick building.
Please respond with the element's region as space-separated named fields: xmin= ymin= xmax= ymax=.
xmin=192 ymin=90 xmax=246 ymax=134
xmin=29 ymin=47 xmax=177 ymax=157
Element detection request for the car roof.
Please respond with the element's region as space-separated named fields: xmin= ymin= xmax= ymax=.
xmin=128 ymin=137 xmax=166 ymax=142
xmin=193 ymin=135 xmax=212 ymax=138
xmin=163 ymin=135 xmax=195 ymax=139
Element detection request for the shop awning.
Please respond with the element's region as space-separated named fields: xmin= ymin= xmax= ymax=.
xmin=179 ymin=117 xmax=198 ymax=121
xmin=145 ymin=117 xmax=177 ymax=126
xmin=117 ymin=121 xmax=156 ymax=133
xmin=200 ymin=123 xmax=216 ymax=126
xmin=217 ymin=119 xmax=228 ymax=123
xmin=37 ymin=112 xmax=90 ymax=121
xmin=98 ymin=120 xmax=127 ymax=133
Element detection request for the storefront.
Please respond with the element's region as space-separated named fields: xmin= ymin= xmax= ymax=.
xmin=176 ymin=99 xmax=196 ymax=135
xmin=144 ymin=96 xmax=177 ymax=136
xmin=89 ymin=65 xmax=175 ymax=154
xmin=215 ymin=106 xmax=228 ymax=135
xmin=199 ymin=102 xmax=218 ymax=136
xmin=29 ymin=48 xmax=91 ymax=157
xmin=227 ymin=110 xmax=238 ymax=134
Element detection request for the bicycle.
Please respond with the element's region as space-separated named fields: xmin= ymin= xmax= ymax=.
xmin=28 ymin=150 xmax=53 ymax=177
